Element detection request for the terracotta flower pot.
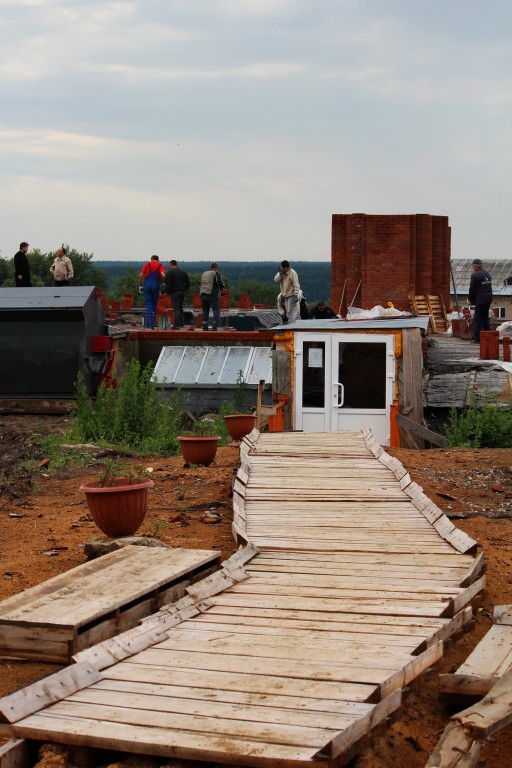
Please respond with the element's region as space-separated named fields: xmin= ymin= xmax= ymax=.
xmin=178 ymin=436 xmax=220 ymax=467
xmin=224 ymin=414 xmax=256 ymax=441
xmin=79 ymin=478 xmax=154 ymax=538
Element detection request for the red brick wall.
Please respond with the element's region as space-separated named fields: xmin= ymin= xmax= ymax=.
xmin=330 ymin=214 xmax=451 ymax=313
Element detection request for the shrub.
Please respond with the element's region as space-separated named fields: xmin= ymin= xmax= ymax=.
xmin=444 ymin=398 xmax=512 ymax=448
xmin=69 ymin=361 xmax=184 ymax=454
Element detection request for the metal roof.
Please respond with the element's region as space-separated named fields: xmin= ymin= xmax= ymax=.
xmin=450 ymin=259 xmax=512 ymax=294
xmin=0 ymin=286 xmax=97 ymax=310
xmin=154 ymin=345 xmax=272 ymax=387
xmin=272 ymin=316 xmax=430 ymax=332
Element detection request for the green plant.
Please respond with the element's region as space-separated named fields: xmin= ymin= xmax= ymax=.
xmin=232 ymin=370 xmax=250 ymax=413
xmin=69 ymin=362 xmax=184 ymax=455
xmin=444 ymin=397 xmax=512 ymax=448
xmin=146 ymin=519 xmax=168 ymax=539
xmin=181 ymin=420 xmax=219 ymax=438
xmin=176 ymin=485 xmax=189 ymax=501
xmin=96 ymin=459 xmax=147 ymax=487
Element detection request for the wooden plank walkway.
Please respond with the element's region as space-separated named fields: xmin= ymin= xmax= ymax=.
xmin=0 ymin=430 xmax=485 ymax=768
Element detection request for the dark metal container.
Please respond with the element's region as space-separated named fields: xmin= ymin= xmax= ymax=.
xmin=0 ymin=287 xmax=107 ymax=398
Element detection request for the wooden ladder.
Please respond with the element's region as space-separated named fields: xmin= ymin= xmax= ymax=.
xmin=409 ymin=294 xmax=448 ymax=333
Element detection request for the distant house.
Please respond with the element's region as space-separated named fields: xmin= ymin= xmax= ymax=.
xmin=449 ymin=259 xmax=512 ymax=319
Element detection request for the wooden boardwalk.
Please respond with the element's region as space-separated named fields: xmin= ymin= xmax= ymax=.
xmin=0 ymin=430 xmax=485 ymax=768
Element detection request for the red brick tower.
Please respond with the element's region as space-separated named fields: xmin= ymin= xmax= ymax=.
xmin=330 ymin=214 xmax=451 ymax=313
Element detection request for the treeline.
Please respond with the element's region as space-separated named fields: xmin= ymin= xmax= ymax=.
xmin=100 ymin=260 xmax=331 ymax=305
xmin=0 ymin=250 xmax=331 ymax=305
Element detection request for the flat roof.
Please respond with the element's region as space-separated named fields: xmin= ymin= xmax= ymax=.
xmin=0 ymin=287 xmax=97 ymax=311
xmin=272 ymin=316 xmax=430 ymax=331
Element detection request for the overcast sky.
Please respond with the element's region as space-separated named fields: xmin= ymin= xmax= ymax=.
xmin=1 ymin=0 xmax=510 ymax=264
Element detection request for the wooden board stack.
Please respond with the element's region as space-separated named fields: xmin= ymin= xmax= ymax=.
xmin=0 ymin=546 xmax=220 ymax=663
xmin=0 ymin=430 xmax=485 ymax=768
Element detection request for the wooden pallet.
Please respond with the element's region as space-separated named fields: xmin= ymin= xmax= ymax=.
xmin=0 ymin=431 xmax=485 ymax=768
xmin=409 ymin=294 xmax=448 ymax=333
xmin=0 ymin=546 xmax=220 ymax=663
xmin=439 ymin=604 xmax=512 ymax=698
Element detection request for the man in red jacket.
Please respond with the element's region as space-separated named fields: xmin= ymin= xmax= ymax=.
xmin=139 ymin=255 xmax=166 ymax=328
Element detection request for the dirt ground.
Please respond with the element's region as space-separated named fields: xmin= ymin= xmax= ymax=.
xmin=1 ymin=415 xmax=512 ymax=768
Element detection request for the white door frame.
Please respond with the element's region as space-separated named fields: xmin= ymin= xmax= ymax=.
xmin=294 ymin=332 xmax=395 ymax=443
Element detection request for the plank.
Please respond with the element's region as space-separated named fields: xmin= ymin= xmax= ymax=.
xmin=156 ymin=628 xmax=419 ymax=664
xmin=42 ymin=699 xmax=339 ymax=748
xmin=104 ymin=662 xmax=377 ymax=702
xmin=211 ymin=592 xmax=452 ymax=618
xmin=9 ymin=715 xmax=326 ymax=768
xmin=131 ymin=647 xmax=401 ymax=686
xmin=0 ymin=740 xmax=36 ymax=768
xmin=68 ymin=687 xmax=357 ymax=730
xmin=0 ymin=662 xmax=102 ymax=723
xmin=91 ymin=677 xmax=376 ymax=715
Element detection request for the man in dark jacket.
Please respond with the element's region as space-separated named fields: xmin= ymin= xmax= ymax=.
xmin=468 ymin=258 xmax=493 ymax=343
xmin=310 ymin=300 xmax=337 ymax=319
xmin=165 ymin=260 xmax=190 ymax=329
xmin=14 ymin=242 xmax=31 ymax=286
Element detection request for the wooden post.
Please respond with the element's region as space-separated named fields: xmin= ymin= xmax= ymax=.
xmin=256 ymin=379 xmax=265 ymax=430
xmin=389 ymin=399 xmax=400 ymax=448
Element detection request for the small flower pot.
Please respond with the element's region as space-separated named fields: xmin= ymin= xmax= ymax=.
xmin=223 ymin=414 xmax=256 ymax=441
xmin=178 ymin=436 xmax=220 ymax=467
xmin=79 ymin=478 xmax=154 ymax=538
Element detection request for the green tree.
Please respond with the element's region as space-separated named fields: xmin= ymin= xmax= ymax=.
xmin=113 ymin=266 xmax=144 ymax=306
xmin=0 ymin=246 xmax=109 ymax=290
xmin=232 ymin=279 xmax=279 ymax=307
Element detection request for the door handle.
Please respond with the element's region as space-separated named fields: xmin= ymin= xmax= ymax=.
xmin=337 ymin=382 xmax=344 ymax=407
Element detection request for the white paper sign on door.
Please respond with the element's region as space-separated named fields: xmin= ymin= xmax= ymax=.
xmin=308 ymin=348 xmax=323 ymax=368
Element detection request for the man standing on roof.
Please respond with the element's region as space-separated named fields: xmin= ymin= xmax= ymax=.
xmin=139 ymin=255 xmax=166 ymax=328
xmin=49 ymin=247 xmax=74 ymax=286
xmin=274 ymin=260 xmax=300 ymax=324
xmin=468 ymin=258 xmax=493 ymax=343
xmin=14 ymin=242 xmax=31 ymax=287
xmin=165 ymin=259 xmax=190 ymax=329
xmin=200 ymin=262 xmax=225 ymax=331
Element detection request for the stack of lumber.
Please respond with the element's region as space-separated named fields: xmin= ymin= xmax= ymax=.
xmin=0 ymin=546 xmax=220 ymax=663
xmin=0 ymin=430 xmax=485 ymax=768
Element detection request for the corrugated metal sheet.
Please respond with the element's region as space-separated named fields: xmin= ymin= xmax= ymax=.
xmin=450 ymin=259 xmax=512 ymax=294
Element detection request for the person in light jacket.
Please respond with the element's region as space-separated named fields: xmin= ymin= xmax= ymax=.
xmin=200 ymin=262 xmax=225 ymax=331
xmin=274 ymin=260 xmax=300 ymax=324
xmin=49 ymin=247 xmax=74 ymax=286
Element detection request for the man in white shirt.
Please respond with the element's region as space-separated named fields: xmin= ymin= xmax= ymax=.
xmin=274 ymin=260 xmax=300 ymax=324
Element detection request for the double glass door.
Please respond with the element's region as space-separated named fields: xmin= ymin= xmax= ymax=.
xmin=294 ymin=333 xmax=395 ymax=445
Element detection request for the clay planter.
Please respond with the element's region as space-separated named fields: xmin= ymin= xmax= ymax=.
xmin=224 ymin=414 xmax=256 ymax=441
xmin=178 ymin=436 xmax=220 ymax=467
xmin=79 ymin=478 xmax=155 ymax=538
